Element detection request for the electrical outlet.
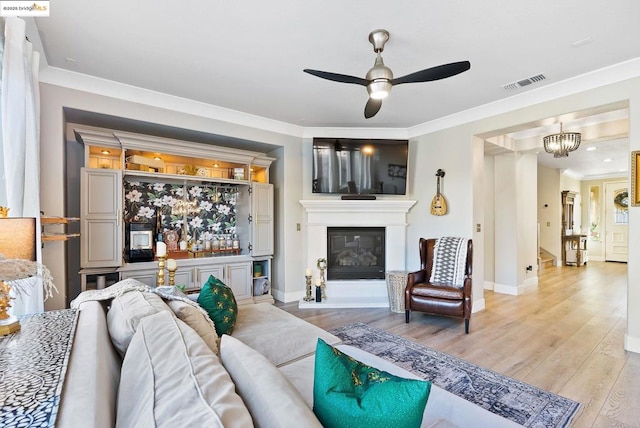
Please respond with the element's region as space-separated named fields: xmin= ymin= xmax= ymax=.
xmin=546 ymin=222 xmax=551 ymax=227
xmin=296 ymin=223 xmax=301 ymax=231
xmin=526 ymin=265 xmax=533 ymax=271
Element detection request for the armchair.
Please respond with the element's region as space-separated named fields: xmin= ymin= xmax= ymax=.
xmin=405 ymin=238 xmax=473 ymax=334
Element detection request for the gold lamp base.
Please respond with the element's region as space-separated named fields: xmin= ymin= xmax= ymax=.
xmin=0 ymin=316 xmax=20 ymax=336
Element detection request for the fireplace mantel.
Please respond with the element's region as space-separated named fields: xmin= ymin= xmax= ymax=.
xmin=299 ymin=199 xmax=416 ymax=308
xmin=300 ymin=199 xmax=417 ymax=214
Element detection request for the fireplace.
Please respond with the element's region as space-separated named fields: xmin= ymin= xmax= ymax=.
xmin=299 ymin=199 xmax=416 ymax=308
xmin=327 ymin=227 xmax=385 ymax=280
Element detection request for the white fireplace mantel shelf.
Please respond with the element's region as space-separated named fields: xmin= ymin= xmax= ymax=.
xmin=299 ymin=198 xmax=416 ymax=309
xmin=300 ymin=199 xmax=416 ymax=213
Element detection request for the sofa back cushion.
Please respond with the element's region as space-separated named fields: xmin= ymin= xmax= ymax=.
xmin=107 ymin=290 xmax=173 ymax=357
xmin=220 ymin=335 xmax=322 ymax=428
xmin=167 ymin=299 xmax=219 ymax=354
xmin=117 ymin=311 xmax=253 ymax=428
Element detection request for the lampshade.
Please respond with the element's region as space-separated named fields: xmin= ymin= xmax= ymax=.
xmin=543 ymin=123 xmax=581 ymax=158
xmin=0 ymin=218 xmax=36 ymax=261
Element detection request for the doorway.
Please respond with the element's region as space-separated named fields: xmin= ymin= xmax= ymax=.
xmin=604 ymin=181 xmax=629 ymax=262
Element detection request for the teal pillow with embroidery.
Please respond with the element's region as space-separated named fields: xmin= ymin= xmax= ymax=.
xmin=313 ymin=338 xmax=431 ymax=428
xmin=197 ymin=275 xmax=237 ymax=336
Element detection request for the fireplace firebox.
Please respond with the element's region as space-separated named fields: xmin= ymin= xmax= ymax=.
xmin=327 ymin=227 xmax=385 ymax=280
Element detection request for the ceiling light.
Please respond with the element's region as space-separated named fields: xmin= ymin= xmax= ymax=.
xmin=543 ymin=123 xmax=581 ymax=158
xmin=603 ymin=158 xmax=613 ymax=162
xmin=154 ymin=156 xmax=162 ymax=161
xmin=101 ymin=150 xmax=110 ymax=155
xmin=213 ymin=162 xmax=219 ymax=168
xmin=586 ymin=147 xmax=596 ymax=151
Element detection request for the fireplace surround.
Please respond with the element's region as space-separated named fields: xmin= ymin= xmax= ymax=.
xmin=300 ymin=199 xmax=416 ymax=308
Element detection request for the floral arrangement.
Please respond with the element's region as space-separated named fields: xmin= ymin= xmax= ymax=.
xmin=0 ymin=254 xmax=57 ymax=300
xmin=317 ymin=258 xmax=327 ymax=269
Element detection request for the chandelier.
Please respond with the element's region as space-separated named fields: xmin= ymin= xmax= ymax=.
xmin=543 ymin=123 xmax=581 ymax=158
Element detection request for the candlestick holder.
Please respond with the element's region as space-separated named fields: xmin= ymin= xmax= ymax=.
xmin=167 ymin=265 xmax=177 ymax=286
xmin=317 ymin=258 xmax=327 ymax=300
xmin=156 ymin=255 xmax=167 ymax=286
xmin=303 ymin=275 xmax=314 ymax=301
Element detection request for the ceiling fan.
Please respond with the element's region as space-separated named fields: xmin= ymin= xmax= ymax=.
xmin=303 ymin=29 xmax=471 ymax=119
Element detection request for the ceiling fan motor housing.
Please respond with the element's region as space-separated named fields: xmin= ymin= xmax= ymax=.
xmin=366 ymin=54 xmax=393 ymax=99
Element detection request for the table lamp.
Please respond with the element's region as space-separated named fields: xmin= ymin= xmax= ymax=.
xmin=0 ymin=216 xmax=56 ymax=335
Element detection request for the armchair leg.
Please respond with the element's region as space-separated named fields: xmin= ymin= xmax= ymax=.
xmin=405 ymin=310 xmax=410 ymax=324
xmin=465 ymin=319 xmax=469 ymax=334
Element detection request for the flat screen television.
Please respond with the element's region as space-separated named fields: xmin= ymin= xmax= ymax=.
xmin=312 ymin=138 xmax=408 ymax=195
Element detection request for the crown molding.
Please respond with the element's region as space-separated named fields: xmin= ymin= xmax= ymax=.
xmin=39 ymin=57 xmax=640 ymax=140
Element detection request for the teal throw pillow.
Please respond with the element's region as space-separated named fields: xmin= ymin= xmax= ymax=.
xmin=313 ymin=338 xmax=431 ymax=428
xmin=197 ymin=275 xmax=238 ymax=336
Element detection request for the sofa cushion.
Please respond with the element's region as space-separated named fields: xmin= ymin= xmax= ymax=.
xmin=233 ymin=303 xmax=341 ymax=367
xmin=107 ymin=290 xmax=173 ymax=357
xmin=197 ymin=275 xmax=238 ymax=336
xmin=313 ymin=338 xmax=431 ymax=428
xmin=116 ymin=311 xmax=253 ymax=428
xmin=220 ymin=335 xmax=322 ymax=428
xmin=167 ymin=299 xmax=219 ymax=354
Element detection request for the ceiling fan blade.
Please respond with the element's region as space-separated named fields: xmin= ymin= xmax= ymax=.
xmin=303 ymin=69 xmax=368 ymax=86
xmin=364 ymin=98 xmax=382 ymax=119
xmin=391 ymin=61 xmax=471 ymax=86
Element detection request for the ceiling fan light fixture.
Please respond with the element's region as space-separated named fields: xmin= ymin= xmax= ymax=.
xmin=543 ymin=123 xmax=581 ymax=158
xmin=368 ymin=80 xmax=392 ymax=99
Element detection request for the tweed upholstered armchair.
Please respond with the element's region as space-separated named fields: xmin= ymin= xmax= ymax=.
xmin=405 ymin=238 xmax=473 ymax=334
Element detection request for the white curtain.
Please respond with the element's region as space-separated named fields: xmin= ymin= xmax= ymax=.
xmin=1 ymin=17 xmax=44 ymax=314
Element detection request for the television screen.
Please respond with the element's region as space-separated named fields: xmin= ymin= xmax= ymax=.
xmin=312 ymin=138 xmax=408 ymax=195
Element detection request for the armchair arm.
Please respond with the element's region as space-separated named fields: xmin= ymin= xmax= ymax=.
xmin=407 ymin=270 xmax=425 ymax=288
xmin=405 ymin=270 xmax=426 ymax=306
xmin=463 ymin=275 xmax=473 ymax=316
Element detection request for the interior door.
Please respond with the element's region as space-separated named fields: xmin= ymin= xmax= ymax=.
xmin=604 ymin=181 xmax=628 ymax=262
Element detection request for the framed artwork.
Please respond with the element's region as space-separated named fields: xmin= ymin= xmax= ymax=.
xmin=632 ymin=151 xmax=640 ymax=206
xmin=388 ymin=164 xmax=407 ymax=179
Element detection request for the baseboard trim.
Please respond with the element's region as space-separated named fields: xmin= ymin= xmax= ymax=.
xmin=484 ymin=281 xmax=494 ymax=290
xmin=472 ymin=298 xmax=485 ymax=313
xmin=624 ymin=333 xmax=640 ymax=354
xmin=493 ymin=283 xmax=521 ymax=295
xmin=274 ymin=289 xmax=305 ymax=303
xmin=589 ymin=256 xmax=605 ymax=262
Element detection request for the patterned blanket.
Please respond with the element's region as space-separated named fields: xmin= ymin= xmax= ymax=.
xmin=429 ymin=237 xmax=469 ymax=287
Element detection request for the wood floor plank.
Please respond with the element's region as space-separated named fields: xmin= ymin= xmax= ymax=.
xmin=277 ymin=260 xmax=633 ymax=427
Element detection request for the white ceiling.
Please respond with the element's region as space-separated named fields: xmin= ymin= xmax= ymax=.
xmin=31 ymin=0 xmax=640 ymax=177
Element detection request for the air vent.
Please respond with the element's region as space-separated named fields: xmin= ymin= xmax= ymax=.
xmin=503 ymin=74 xmax=546 ymax=91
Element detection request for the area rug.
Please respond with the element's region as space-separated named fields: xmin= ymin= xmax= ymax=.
xmin=331 ymin=323 xmax=580 ymax=428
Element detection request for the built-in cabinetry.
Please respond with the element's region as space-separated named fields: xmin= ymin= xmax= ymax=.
xmin=80 ymin=168 xmax=123 ymax=268
xmin=119 ymin=256 xmax=254 ymax=304
xmin=75 ymin=128 xmax=275 ymax=304
xmin=561 ymin=190 xmax=588 ymax=266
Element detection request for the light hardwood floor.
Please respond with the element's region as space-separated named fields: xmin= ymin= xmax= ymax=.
xmin=278 ymin=261 xmax=639 ymax=427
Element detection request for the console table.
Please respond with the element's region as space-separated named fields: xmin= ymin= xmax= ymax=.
xmin=0 ymin=309 xmax=78 ymax=427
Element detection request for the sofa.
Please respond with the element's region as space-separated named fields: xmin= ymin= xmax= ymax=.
xmin=56 ymin=289 xmax=520 ymax=427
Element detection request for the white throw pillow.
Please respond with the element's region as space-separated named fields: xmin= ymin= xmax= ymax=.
xmin=220 ymin=334 xmax=322 ymax=428
xmin=107 ymin=290 xmax=173 ymax=357
xmin=117 ymin=311 xmax=253 ymax=428
xmin=167 ymin=299 xmax=219 ymax=354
